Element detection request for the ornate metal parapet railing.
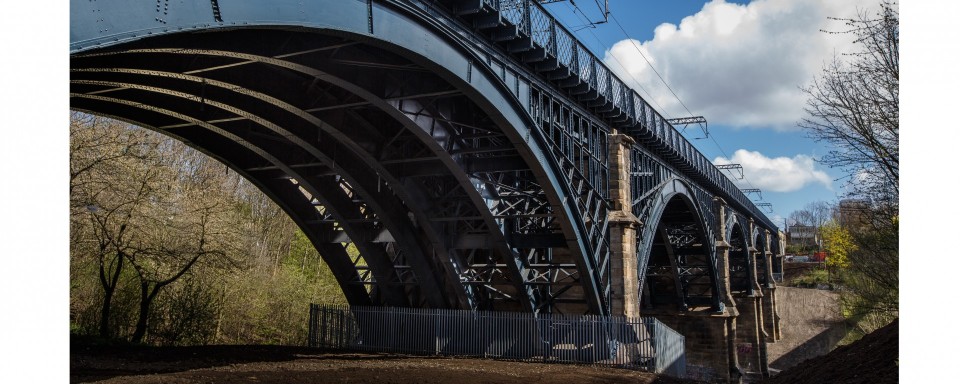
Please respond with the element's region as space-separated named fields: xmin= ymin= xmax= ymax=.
xmin=426 ymin=0 xmax=776 ymax=231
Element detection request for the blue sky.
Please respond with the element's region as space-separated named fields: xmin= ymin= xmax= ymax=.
xmin=539 ymin=0 xmax=885 ymax=228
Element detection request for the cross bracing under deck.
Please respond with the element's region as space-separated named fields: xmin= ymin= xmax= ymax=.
xmin=70 ymin=0 xmax=781 ymax=318
xmin=428 ymin=0 xmax=776 ymax=231
xmin=70 ymin=25 xmax=610 ymax=314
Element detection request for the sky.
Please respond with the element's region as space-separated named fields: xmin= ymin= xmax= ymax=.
xmin=539 ymin=0 xmax=884 ymax=228
xmin=0 ymin=1 xmax=952 ymax=382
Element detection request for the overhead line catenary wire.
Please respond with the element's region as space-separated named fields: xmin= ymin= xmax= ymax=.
xmin=559 ymin=1 xmax=768 ymax=210
xmin=559 ymin=1 xmax=673 ymax=119
xmin=607 ymin=13 xmax=690 ymax=115
xmin=607 ymin=5 xmax=765 ymax=203
xmin=608 ymin=11 xmax=704 ymax=135
xmin=592 ymin=0 xmax=608 ymax=16
xmin=567 ymin=3 xmax=600 ymax=31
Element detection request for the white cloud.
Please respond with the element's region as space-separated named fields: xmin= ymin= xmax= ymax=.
xmin=714 ymin=149 xmax=831 ymax=192
xmin=603 ymin=0 xmax=882 ymax=130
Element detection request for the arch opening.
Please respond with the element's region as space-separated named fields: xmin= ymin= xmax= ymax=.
xmin=728 ymin=220 xmax=754 ymax=296
xmin=640 ymin=194 xmax=718 ymax=313
xmin=754 ymin=231 xmax=768 ymax=287
xmin=71 ymin=25 xmax=600 ymax=314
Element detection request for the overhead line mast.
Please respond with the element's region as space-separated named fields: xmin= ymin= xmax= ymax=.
xmin=542 ymin=0 xmax=775 ymax=216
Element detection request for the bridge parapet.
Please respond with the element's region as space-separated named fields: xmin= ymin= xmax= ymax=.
xmin=70 ymin=1 xmax=786 ymax=379
xmin=428 ymin=0 xmax=775 ymax=231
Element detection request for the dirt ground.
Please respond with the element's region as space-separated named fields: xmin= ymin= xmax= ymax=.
xmin=71 ymin=309 xmax=898 ymax=384
xmin=761 ymin=318 xmax=898 ymax=384
xmin=70 ymin=345 xmax=704 ymax=384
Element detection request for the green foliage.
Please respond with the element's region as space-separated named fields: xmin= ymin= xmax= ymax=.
xmin=70 ymin=254 xmax=141 ymax=339
xmin=797 ymin=2 xmax=899 ymax=343
xmin=821 ymin=221 xmax=855 ymax=269
xmin=832 ymin=210 xmax=898 ymax=335
xmin=71 ymin=115 xmax=349 ymax=346
xmin=147 ymin=274 xmax=222 ymax=346
xmin=284 ymin=230 xmax=330 ymax=282
xmin=214 ymin=244 xmax=346 ymax=345
xmin=790 ymin=268 xmax=831 ymax=289
xmin=784 ymin=244 xmax=806 ymax=255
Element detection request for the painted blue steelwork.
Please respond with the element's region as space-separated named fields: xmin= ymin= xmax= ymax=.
xmin=70 ymin=0 xmax=780 ymax=317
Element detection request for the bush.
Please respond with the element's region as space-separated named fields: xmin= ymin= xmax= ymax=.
xmin=790 ymin=268 xmax=831 ymax=289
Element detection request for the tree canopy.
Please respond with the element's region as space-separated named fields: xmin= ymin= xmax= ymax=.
xmin=798 ymin=1 xmax=898 ymax=335
xmin=70 ymin=113 xmax=346 ymax=345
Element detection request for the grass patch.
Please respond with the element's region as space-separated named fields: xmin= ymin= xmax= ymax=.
xmin=789 ymin=268 xmax=832 ymax=288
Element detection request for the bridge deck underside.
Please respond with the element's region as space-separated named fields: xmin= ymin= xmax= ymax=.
xmin=71 ymin=29 xmax=605 ymax=315
xmin=69 ymin=0 xmax=785 ymax=320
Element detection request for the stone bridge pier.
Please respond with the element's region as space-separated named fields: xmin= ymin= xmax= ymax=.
xmin=607 ymin=131 xmax=783 ymax=383
xmin=70 ymin=1 xmax=786 ymax=382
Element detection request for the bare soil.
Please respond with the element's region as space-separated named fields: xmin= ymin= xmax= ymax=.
xmin=71 ymin=306 xmax=898 ymax=384
xmin=70 ymin=344 xmax=705 ymax=384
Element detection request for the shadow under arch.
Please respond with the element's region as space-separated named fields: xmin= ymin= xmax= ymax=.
xmin=770 ymin=231 xmax=784 ymax=278
xmin=726 ymin=213 xmax=755 ymax=296
xmin=637 ymin=178 xmax=722 ymax=313
xmin=753 ymin=228 xmax=769 ymax=288
xmin=71 ymin=0 xmax=608 ymax=314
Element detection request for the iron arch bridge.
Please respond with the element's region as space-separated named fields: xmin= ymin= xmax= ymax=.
xmin=72 ymin=1 xmax=785 ymax=378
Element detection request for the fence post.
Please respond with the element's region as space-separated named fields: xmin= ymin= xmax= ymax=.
xmin=482 ymin=312 xmax=488 ymax=358
xmin=308 ymin=304 xmax=316 ymax=348
xmin=390 ymin=306 xmax=396 ymax=352
xmin=656 ymin=321 xmax=663 ymax=373
xmin=321 ymin=306 xmax=328 ymax=349
xmin=338 ymin=309 xmax=344 ymax=349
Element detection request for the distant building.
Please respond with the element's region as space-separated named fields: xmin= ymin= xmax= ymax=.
xmin=837 ymin=198 xmax=870 ymax=227
xmin=787 ymin=224 xmax=818 ymax=249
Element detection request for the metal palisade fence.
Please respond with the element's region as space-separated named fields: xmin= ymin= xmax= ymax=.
xmin=308 ymin=304 xmax=685 ymax=377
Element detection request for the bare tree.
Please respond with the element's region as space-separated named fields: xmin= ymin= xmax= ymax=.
xmin=71 ymin=114 xmax=166 ymax=338
xmin=72 ymin=114 xmax=347 ymax=345
xmin=799 ymin=2 xmax=898 ymax=331
xmin=127 ymin=199 xmax=238 ymax=343
xmin=800 ymin=1 xmax=898 ymax=199
xmin=124 ymin=141 xmax=244 ymax=343
xmin=71 ymin=114 xmax=242 ymax=342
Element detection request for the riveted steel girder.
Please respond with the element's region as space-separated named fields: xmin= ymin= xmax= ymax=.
xmin=65 ymin=0 xmax=794 ymax=317
xmin=70 ymin=58 xmax=458 ymax=308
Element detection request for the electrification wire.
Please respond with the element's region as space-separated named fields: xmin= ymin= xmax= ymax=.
xmin=559 ymin=1 xmax=674 ymax=119
xmin=608 ymin=13 xmax=697 ymax=123
xmin=548 ymin=1 xmax=768 ymax=213
xmin=607 ymin=6 xmax=767 ymax=200
xmin=567 ymin=3 xmax=600 ymax=31
xmin=598 ymin=3 xmax=767 ymax=207
xmin=590 ymin=0 xmax=609 ymax=20
xmin=592 ymin=0 xmax=607 ymax=14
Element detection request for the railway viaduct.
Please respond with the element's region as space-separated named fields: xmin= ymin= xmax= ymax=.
xmin=71 ymin=0 xmax=787 ymax=381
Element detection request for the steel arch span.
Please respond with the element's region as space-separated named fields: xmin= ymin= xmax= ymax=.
xmin=73 ymin=1 xmax=787 ymax=379
xmin=635 ymin=178 xmax=723 ymax=313
xmin=72 ymin=0 xmax=613 ymax=315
